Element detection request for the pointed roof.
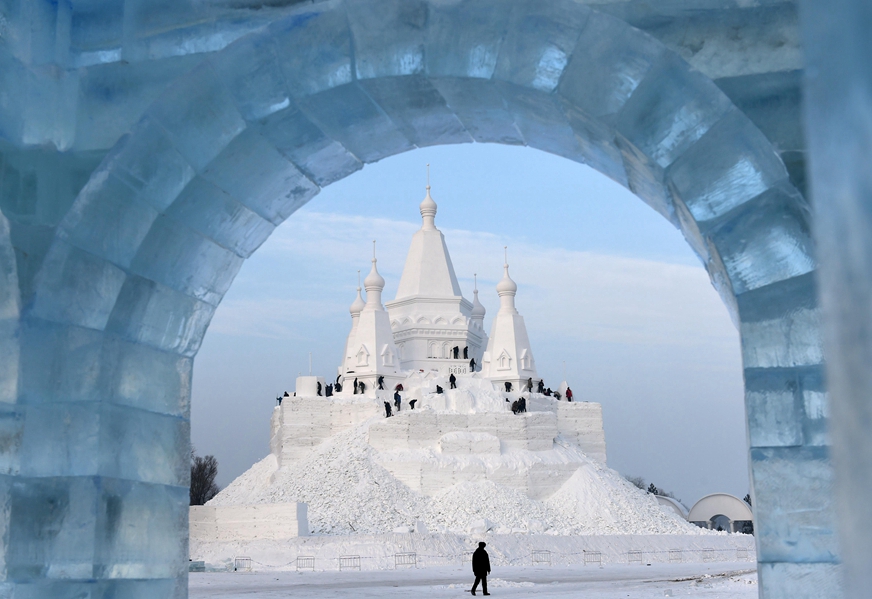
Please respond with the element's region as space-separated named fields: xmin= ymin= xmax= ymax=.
xmin=350 ymin=270 xmax=365 ymax=317
xmin=394 ymin=183 xmax=463 ymax=300
xmin=471 ymin=274 xmax=486 ymax=319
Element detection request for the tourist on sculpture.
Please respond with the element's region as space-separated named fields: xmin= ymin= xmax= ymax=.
xmin=511 ymin=400 xmax=519 ymax=415
xmin=384 ymin=401 xmax=392 ymax=418
xmin=316 ymin=382 xmax=322 ymax=396
xmin=436 ymin=385 xmax=444 ymax=394
xmin=469 ymin=357 xmax=476 ymax=372
xmin=470 ymin=542 xmax=491 ymax=596
xmin=544 ymin=387 xmax=552 ymax=396
xmin=394 ymin=390 xmax=402 ymax=411
xmin=378 ymin=375 xmax=385 ymax=390
xmin=518 ymin=396 xmax=527 ymax=413
xmin=395 ymin=383 xmax=404 ymax=392
xmin=325 ymin=384 xmax=333 ymax=397
xmin=453 ymin=346 xmax=460 ymax=359
xmin=504 ymin=381 xmax=512 ymax=392
xmin=449 ymin=373 xmax=457 ymax=389
xmin=463 ymin=346 xmax=469 ymax=359
xmin=276 ymin=395 xmax=283 ymax=406
xmin=553 ymin=391 xmax=562 ymax=401
xmin=537 ymin=380 xmax=545 ymax=394
xmin=566 ymin=387 xmax=573 ymax=402
xmin=358 ymin=381 xmax=366 ymax=394
xmin=409 ymin=399 xmax=417 ymax=410
xmin=334 ymin=381 xmax=342 ymax=393
xmin=526 ymin=377 xmax=533 ymax=392
xmin=353 ymin=377 xmax=359 ymax=395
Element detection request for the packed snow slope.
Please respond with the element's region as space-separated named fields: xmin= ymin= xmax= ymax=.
xmin=210 ymin=417 xmax=710 ymax=537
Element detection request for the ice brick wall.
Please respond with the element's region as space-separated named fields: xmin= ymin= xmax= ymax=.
xmin=270 ymin=397 xmax=379 ymax=467
xmin=0 ymin=1 xmax=838 ymax=597
xmin=556 ymin=403 xmax=608 ymax=464
xmin=189 ymin=503 xmax=308 ymax=543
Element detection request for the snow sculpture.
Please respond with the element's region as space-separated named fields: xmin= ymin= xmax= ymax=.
xmin=0 ymin=1 xmax=841 ymax=597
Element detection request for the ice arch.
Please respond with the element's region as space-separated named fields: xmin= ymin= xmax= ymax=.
xmin=2 ymin=1 xmax=836 ymax=597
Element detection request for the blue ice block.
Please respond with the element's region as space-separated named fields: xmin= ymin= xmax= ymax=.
xmin=31 ymin=241 xmax=127 ymax=331
xmin=200 ymin=129 xmax=319 ymax=225
xmin=68 ymin=0 xmax=124 ymax=67
xmin=103 ymin=116 xmax=195 ymax=213
xmin=256 ymin=104 xmax=362 ymax=187
xmin=615 ymin=53 xmax=733 ymax=169
xmin=359 ymin=76 xmax=472 ymax=147
xmin=493 ymin=0 xmax=590 ymax=92
xmin=667 ymin=109 xmax=790 ymax=223
xmin=346 ymin=0 xmax=427 ymax=79
xmin=614 ymin=134 xmax=677 ymax=225
xmin=558 ymin=99 xmax=628 ymax=186
xmin=744 ymin=368 xmax=805 ymax=448
xmin=757 ymin=562 xmax=842 ymax=599
xmin=297 ymin=84 xmax=414 ymax=163
xmin=430 ymin=78 xmax=525 ymax=145
xmin=217 ymin=34 xmax=291 ymax=122
xmin=128 ymin=216 xmax=243 ymax=305
xmin=426 ymin=0 xmax=509 ymax=79
xmin=557 ymin=10 xmax=667 ymax=120
xmin=146 ymin=63 xmax=246 ymax=172
xmin=500 ymin=84 xmax=587 ymax=163
xmin=60 ymin=171 xmax=159 ymax=269
xmin=105 ymin=275 xmax=216 ymax=356
xmin=270 ymin=7 xmax=353 ymax=98
xmin=707 ymin=184 xmax=814 ymax=294
xmin=20 ymin=403 xmax=100 ymax=477
xmin=164 ymin=176 xmax=275 ymax=259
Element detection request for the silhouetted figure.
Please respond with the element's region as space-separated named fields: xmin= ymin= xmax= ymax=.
xmin=463 ymin=346 xmax=469 ymax=359
xmin=378 ymin=376 xmax=385 ymax=390
xmin=453 ymin=346 xmax=460 ymax=359
xmin=317 ymin=382 xmax=322 ymax=396
xmin=566 ymin=387 xmax=573 ymax=402
xmin=518 ymin=396 xmax=527 ymax=413
xmin=449 ymin=373 xmax=457 ymax=389
xmin=469 ymin=358 xmax=476 ymax=372
xmin=394 ymin=390 xmax=402 ymax=412
xmin=334 ymin=381 xmax=342 ymax=393
xmin=544 ymin=387 xmax=552 ymax=397
xmin=504 ymin=381 xmax=512 ymax=393
xmin=284 ymin=391 xmax=290 ymax=397
xmin=384 ymin=401 xmax=392 ymax=418
xmin=511 ymin=400 xmax=519 ymax=414
xmin=436 ymin=385 xmax=444 ymax=394
xmin=325 ymin=384 xmax=333 ymax=397
xmin=276 ymin=395 xmax=283 ymax=406
xmin=471 ymin=542 xmax=491 ymax=596
xmin=409 ymin=399 xmax=417 ymax=410
xmin=526 ymin=377 xmax=533 ymax=392
xmin=353 ymin=378 xmax=359 ymax=395
xmin=554 ymin=391 xmax=562 ymax=401
xmin=537 ymin=380 xmax=545 ymax=394
xmin=358 ymin=381 xmax=366 ymax=394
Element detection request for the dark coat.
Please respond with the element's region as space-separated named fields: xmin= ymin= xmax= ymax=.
xmin=472 ymin=547 xmax=490 ymax=577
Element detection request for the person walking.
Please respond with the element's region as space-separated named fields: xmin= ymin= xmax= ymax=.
xmin=449 ymin=373 xmax=457 ymax=389
xmin=378 ymin=375 xmax=385 ymax=390
xmin=469 ymin=357 xmax=476 ymax=372
xmin=353 ymin=377 xmax=359 ymax=395
xmin=394 ymin=390 xmax=402 ymax=412
xmin=384 ymin=401 xmax=392 ymax=418
xmin=470 ymin=542 xmax=490 ymax=596
xmin=566 ymin=387 xmax=573 ymax=402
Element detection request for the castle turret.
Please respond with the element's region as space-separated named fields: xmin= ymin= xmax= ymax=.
xmin=385 ymin=176 xmax=487 ymax=374
xmin=481 ymin=249 xmax=540 ymax=392
xmin=340 ymin=243 xmax=403 ymax=395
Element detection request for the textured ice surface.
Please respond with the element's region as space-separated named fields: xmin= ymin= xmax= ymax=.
xmin=0 ymin=2 xmax=837 ymax=597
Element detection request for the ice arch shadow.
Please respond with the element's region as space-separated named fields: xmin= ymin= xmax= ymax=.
xmin=15 ymin=1 xmax=835 ymax=596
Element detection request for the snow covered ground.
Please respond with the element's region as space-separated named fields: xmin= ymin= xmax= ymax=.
xmin=190 ymin=562 xmax=758 ymax=598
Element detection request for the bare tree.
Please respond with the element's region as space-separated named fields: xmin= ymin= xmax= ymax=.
xmin=190 ymin=451 xmax=220 ymax=506
xmin=624 ymin=475 xmax=646 ymax=490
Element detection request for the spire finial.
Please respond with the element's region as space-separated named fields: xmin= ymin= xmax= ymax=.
xmin=357 ymin=269 xmax=361 ymax=288
xmin=474 ymin=273 xmax=478 ymax=292
xmin=372 ymin=240 xmax=377 ymax=262
xmin=426 ymin=163 xmax=430 ymax=189
xmin=504 ymin=246 xmax=508 ymax=267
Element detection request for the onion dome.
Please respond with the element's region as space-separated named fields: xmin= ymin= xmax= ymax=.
xmin=420 ymin=185 xmax=437 ymax=230
xmin=350 ymin=286 xmax=365 ymax=317
xmin=496 ymin=263 xmax=517 ymax=296
xmin=471 ymin=274 xmax=486 ymax=319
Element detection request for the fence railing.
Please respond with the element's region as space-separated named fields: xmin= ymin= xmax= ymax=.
xmin=395 ymin=552 xmax=417 ymax=568
xmin=737 ymin=547 xmax=749 ymax=561
xmin=531 ymin=550 xmax=552 ymax=566
xmin=583 ymin=551 xmax=602 ymax=566
xmin=668 ymin=549 xmax=683 ymax=563
xmin=701 ymin=548 xmax=715 ymax=562
xmin=339 ymin=555 xmax=361 ymax=571
xmin=233 ymin=557 xmax=252 ymax=572
xmin=627 ymin=550 xmax=643 ymax=565
xmin=296 ymin=556 xmax=315 ymax=571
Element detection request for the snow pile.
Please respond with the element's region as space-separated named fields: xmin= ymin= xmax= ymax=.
xmin=211 ymin=417 xmax=709 ymax=537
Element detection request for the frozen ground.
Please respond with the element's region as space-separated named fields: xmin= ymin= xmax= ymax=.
xmin=190 ymin=562 xmax=757 ymax=598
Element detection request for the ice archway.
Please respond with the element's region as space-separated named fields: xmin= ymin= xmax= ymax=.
xmin=1 ymin=1 xmax=836 ymax=597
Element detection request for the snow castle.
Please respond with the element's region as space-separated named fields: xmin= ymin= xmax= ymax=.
xmin=190 ymin=184 xmax=730 ymax=564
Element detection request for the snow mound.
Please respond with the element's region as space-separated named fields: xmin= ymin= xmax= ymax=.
xmin=211 ymin=417 xmax=710 ymax=537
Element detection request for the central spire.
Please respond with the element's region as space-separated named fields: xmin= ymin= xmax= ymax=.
xmin=496 ymin=246 xmax=518 ymax=313
xmin=420 ymin=163 xmax=437 ymax=231
xmin=364 ymin=240 xmax=386 ymax=309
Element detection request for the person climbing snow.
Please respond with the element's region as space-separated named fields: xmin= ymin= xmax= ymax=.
xmin=378 ymin=375 xmax=385 ymax=390
xmin=504 ymin=381 xmax=512 ymax=392
xmin=409 ymin=399 xmax=418 ymax=410
xmin=384 ymin=401 xmax=392 ymax=418
xmin=469 ymin=357 xmax=476 ymax=372
xmin=470 ymin=542 xmax=491 ymax=596
xmin=394 ymin=390 xmax=402 ymax=412
xmin=449 ymin=373 xmax=457 ymax=389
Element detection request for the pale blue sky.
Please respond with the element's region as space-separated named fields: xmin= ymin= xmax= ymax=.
xmin=191 ymin=143 xmax=747 ymax=507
